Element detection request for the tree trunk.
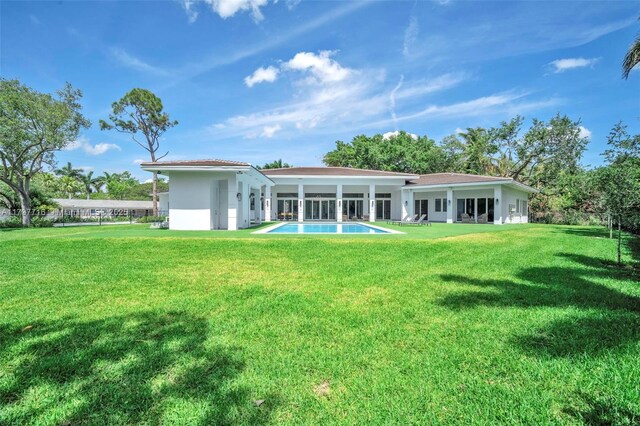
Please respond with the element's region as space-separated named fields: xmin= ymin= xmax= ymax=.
xmin=617 ymin=220 xmax=622 ymax=266
xmin=609 ymin=213 xmax=613 ymax=239
xmin=18 ymin=189 xmax=31 ymax=227
xmin=152 ymin=171 xmax=158 ymax=216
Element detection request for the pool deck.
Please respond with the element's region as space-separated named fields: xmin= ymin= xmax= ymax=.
xmin=252 ymin=222 xmax=404 ymax=234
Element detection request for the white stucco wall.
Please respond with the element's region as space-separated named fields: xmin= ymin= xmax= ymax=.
xmin=168 ymin=172 xmax=213 ymax=230
xmin=501 ymin=187 xmax=530 ymax=223
xmin=158 ymin=193 xmax=169 ymax=214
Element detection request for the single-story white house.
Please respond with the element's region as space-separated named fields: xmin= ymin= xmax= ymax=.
xmin=141 ymin=159 xmax=537 ymax=231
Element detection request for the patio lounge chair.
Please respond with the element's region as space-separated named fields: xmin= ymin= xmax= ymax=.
xmin=404 ymin=214 xmax=427 ymax=226
xmin=461 ymin=213 xmax=472 ymax=223
xmin=477 ymin=213 xmax=488 ymax=224
xmin=389 ymin=214 xmax=417 ymax=225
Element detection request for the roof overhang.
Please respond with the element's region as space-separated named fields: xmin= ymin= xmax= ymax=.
xmin=404 ymin=179 xmax=538 ymax=193
xmin=140 ymin=164 xmax=274 ymax=185
xmin=265 ymin=174 xmax=418 ymax=180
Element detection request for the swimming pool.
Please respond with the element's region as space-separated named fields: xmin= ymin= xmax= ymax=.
xmin=263 ymin=222 xmax=394 ymax=234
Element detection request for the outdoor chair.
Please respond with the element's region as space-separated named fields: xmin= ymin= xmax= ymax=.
xmin=390 ymin=214 xmax=417 ymax=225
xmin=461 ymin=213 xmax=472 ymax=223
xmin=404 ymin=214 xmax=427 ymax=225
xmin=477 ymin=213 xmax=488 ymax=224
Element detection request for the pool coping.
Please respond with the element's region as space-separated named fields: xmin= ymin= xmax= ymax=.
xmin=252 ymin=222 xmax=404 ymax=235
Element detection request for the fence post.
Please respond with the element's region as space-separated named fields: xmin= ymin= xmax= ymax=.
xmin=99 ymin=212 xmax=102 ymax=226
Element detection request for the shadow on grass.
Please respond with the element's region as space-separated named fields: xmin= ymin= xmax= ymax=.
xmin=439 ymin=252 xmax=640 ymax=358
xmin=555 ymin=226 xmax=640 ymax=267
xmin=0 ymin=311 xmax=275 ymax=425
xmin=563 ymin=393 xmax=640 ymax=425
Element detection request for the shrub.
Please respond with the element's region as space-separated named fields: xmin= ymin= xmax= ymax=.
xmin=137 ymin=216 xmax=167 ymax=223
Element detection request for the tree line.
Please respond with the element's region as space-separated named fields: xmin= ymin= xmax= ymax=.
xmin=0 ymin=79 xmax=175 ymax=225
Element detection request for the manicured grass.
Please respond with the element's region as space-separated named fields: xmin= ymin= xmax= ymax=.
xmin=1 ymin=224 xmax=638 ymax=424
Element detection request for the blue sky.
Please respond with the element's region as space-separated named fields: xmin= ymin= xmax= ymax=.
xmin=2 ymin=0 xmax=639 ymax=180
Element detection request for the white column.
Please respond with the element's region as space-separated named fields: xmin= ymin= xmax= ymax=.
xmin=494 ymin=186 xmax=503 ymax=225
xmin=400 ymin=189 xmax=410 ymax=220
xmin=369 ymin=184 xmax=375 ymax=222
xmin=242 ymin=183 xmax=250 ymax=228
xmin=336 ymin=183 xmax=343 ymax=222
xmin=264 ymin=185 xmax=272 ymax=222
xmin=227 ymin=176 xmax=238 ymax=230
xmin=446 ymin=188 xmax=454 ymax=223
xmin=256 ymin=186 xmax=262 ymax=224
xmin=298 ymin=183 xmax=304 ymax=222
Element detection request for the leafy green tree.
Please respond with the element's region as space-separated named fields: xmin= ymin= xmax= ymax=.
xmin=121 ymin=180 xmax=169 ymax=200
xmin=598 ymin=122 xmax=640 ymax=265
xmin=0 ymin=179 xmax=56 ymax=213
xmin=79 ymin=170 xmax=96 ymax=200
xmin=457 ymin=127 xmax=498 ymax=175
xmin=258 ymin=159 xmax=292 ymax=170
xmin=103 ymin=172 xmax=138 ymax=200
xmin=55 ymin=161 xmax=83 ymax=179
xmin=323 ymin=131 xmax=453 ymax=174
xmin=58 ymin=175 xmax=83 ymax=199
xmin=622 ymin=16 xmax=640 ymax=79
xmin=0 ymin=79 xmax=89 ymax=225
xmin=100 ymin=89 xmax=177 ymax=215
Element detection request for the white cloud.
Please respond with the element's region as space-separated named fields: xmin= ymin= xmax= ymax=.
xmin=84 ymin=143 xmax=121 ymax=155
xmin=389 ymin=75 xmax=404 ymax=128
xmin=183 ymin=0 xmax=270 ymax=21
xmin=455 ymin=128 xmax=465 ymax=134
xmin=109 ymin=48 xmax=169 ymax=75
xmin=244 ymin=65 xmax=279 ymax=87
xmin=403 ymin=16 xmax=419 ymax=57
xmin=181 ymin=0 xmax=199 ymax=23
xmin=261 ymin=124 xmax=282 ymax=138
xmin=383 ymin=131 xmax=418 ymax=140
xmin=283 ymin=51 xmax=352 ymax=83
xmin=548 ymin=57 xmax=599 ymax=73
xmin=64 ymin=137 xmax=121 ymax=156
xmin=579 ymin=126 xmax=592 ymax=139
xmin=133 ymin=159 xmax=146 ymax=165
xmin=78 ymin=166 xmax=94 ymax=172
xmin=213 ymin=46 xmax=553 ymax=141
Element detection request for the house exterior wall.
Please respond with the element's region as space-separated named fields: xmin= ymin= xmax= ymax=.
xmin=158 ymin=193 xmax=169 ymax=214
xmin=267 ymin=177 xmax=409 ymax=221
xmin=168 ymin=172 xmax=213 ymax=230
xmin=501 ymin=186 xmax=530 ymax=223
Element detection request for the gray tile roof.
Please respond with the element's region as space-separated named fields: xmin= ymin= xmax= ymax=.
xmin=261 ymin=167 xmax=417 ymax=177
xmin=140 ymin=159 xmax=251 ymax=167
xmin=407 ymin=173 xmax=512 ymax=185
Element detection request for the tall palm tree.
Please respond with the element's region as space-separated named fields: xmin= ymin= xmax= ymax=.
xmin=59 ymin=176 xmax=82 ymax=199
xmin=622 ymin=17 xmax=640 ymax=79
xmin=55 ymin=161 xmax=83 ymax=179
xmin=458 ymin=128 xmax=498 ymax=175
xmin=91 ymin=176 xmax=105 ymax=194
xmin=79 ymin=171 xmax=94 ymax=200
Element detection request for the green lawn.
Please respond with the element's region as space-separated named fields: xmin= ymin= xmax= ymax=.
xmin=1 ymin=223 xmax=638 ymax=425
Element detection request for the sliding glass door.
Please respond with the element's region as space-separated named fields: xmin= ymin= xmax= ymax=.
xmin=343 ymin=199 xmax=364 ymax=220
xmin=305 ymin=199 xmax=336 ymax=220
xmin=277 ymin=199 xmax=298 ymax=221
xmin=414 ymin=199 xmax=428 ymax=219
xmin=456 ymin=197 xmax=495 ymax=222
xmin=375 ymin=199 xmax=391 ymax=220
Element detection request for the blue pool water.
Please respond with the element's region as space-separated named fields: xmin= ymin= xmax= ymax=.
xmin=267 ymin=223 xmax=391 ymax=234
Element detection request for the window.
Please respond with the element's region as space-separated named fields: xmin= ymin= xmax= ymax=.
xmin=375 ymin=193 xmax=391 ymax=199
xmin=435 ymin=198 xmax=447 ymax=212
xmin=277 ymin=192 xmax=298 ymax=198
xmin=343 ymin=193 xmax=363 ymax=198
xmin=305 ymin=193 xmax=336 ymax=198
